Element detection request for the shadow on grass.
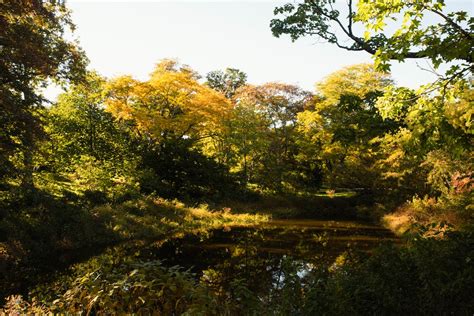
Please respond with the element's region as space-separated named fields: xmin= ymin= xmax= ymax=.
xmin=0 ymin=189 xmax=267 ymax=303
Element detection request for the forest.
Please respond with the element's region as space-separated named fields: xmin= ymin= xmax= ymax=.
xmin=0 ymin=0 xmax=473 ymax=314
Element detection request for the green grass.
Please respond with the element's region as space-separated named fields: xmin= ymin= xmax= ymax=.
xmin=0 ymin=193 xmax=268 ymax=302
xmin=218 ymin=190 xmax=373 ymax=220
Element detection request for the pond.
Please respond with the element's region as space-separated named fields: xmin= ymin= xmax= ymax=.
xmin=1 ymin=218 xmax=400 ymax=312
xmin=137 ymin=219 xmax=399 ymax=300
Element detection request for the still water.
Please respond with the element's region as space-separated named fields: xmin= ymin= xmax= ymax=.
xmin=2 ymin=219 xmax=399 ymax=308
xmin=139 ymin=219 xmax=398 ymax=297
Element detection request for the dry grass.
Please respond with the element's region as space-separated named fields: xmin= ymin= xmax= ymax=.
xmin=383 ymin=212 xmax=414 ymax=235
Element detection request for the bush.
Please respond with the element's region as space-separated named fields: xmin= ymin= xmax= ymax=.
xmin=302 ymin=231 xmax=474 ymax=315
xmin=140 ymin=140 xmax=242 ymax=202
xmin=45 ymin=258 xmax=196 ymax=314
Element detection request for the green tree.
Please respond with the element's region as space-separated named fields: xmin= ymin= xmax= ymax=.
xmin=297 ymin=64 xmax=397 ymax=189
xmin=221 ymin=99 xmax=270 ymax=183
xmin=234 ymin=83 xmax=312 ymax=189
xmin=206 ymin=68 xmax=248 ymax=99
xmin=375 ymin=80 xmax=473 ymax=197
xmin=271 ymin=0 xmax=473 ymax=77
xmin=43 ymin=73 xmax=140 ymax=202
xmin=0 ymin=0 xmax=86 ymax=191
xmin=201 ymin=67 xmax=248 ymax=166
xmin=272 ymin=1 xmax=473 ymax=209
xmin=45 ymin=72 xmax=131 ymax=170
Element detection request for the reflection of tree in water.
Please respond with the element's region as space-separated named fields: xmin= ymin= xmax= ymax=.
xmin=144 ymin=222 xmax=396 ymax=312
xmin=194 ymin=228 xmax=328 ymax=311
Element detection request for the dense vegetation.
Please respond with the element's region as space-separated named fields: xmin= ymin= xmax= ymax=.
xmin=1 ymin=0 xmax=472 ymax=314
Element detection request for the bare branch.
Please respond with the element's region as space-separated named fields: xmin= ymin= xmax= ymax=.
xmin=416 ymin=61 xmax=443 ymax=78
xmin=347 ymin=0 xmax=353 ymax=34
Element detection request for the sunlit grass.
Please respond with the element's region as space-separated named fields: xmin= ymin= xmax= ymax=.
xmin=88 ymin=196 xmax=269 ymax=241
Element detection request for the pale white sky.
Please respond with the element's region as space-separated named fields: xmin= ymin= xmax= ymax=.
xmin=45 ymin=0 xmax=473 ymax=100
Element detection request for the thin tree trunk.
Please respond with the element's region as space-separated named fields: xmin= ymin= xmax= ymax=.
xmin=21 ymin=131 xmax=35 ymax=197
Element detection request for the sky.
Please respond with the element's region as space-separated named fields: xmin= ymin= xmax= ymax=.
xmin=45 ymin=0 xmax=473 ymax=100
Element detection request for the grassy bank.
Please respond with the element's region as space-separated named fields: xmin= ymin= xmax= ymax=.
xmin=219 ymin=190 xmax=375 ymax=221
xmin=3 ymin=216 xmax=473 ymax=315
xmin=0 ymin=194 xmax=268 ymax=301
xmin=2 ymin=191 xmax=473 ymax=314
xmin=382 ymin=192 xmax=473 ymax=236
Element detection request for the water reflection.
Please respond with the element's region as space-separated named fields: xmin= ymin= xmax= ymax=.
xmin=139 ymin=219 xmax=398 ymax=303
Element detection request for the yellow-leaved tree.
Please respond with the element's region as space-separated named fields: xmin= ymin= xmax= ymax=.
xmin=105 ymin=60 xmax=231 ymax=145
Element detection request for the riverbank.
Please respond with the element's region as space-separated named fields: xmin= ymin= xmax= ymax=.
xmin=1 ymin=190 xmax=383 ymax=307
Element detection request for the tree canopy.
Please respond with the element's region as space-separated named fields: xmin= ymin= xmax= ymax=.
xmin=297 ymin=64 xmax=397 ymax=188
xmin=206 ymin=68 xmax=248 ymax=99
xmin=271 ymin=0 xmax=473 ymax=77
xmin=105 ymin=60 xmax=231 ymax=145
xmin=0 ymin=0 xmax=86 ymax=188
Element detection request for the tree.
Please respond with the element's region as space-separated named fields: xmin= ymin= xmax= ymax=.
xmin=271 ymin=0 xmax=473 ymax=77
xmin=105 ymin=60 xmax=238 ymax=200
xmin=105 ymin=60 xmax=231 ymax=146
xmin=233 ymin=83 xmax=312 ymax=189
xmin=0 ymin=0 xmax=86 ymax=190
xmin=297 ymin=64 xmax=397 ymax=189
xmin=39 ymin=73 xmax=142 ymax=203
xmin=271 ymin=1 xmax=473 ymax=196
xmin=45 ymin=72 xmax=131 ymax=169
xmin=375 ymin=79 xmax=473 ymax=196
xmin=219 ymin=98 xmax=270 ymax=183
xmin=206 ymin=68 xmax=248 ymax=99
xmin=139 ymin=137 xmax=239 ymax=201
xmin=203 ymin=67 xmax=248 ymax=166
